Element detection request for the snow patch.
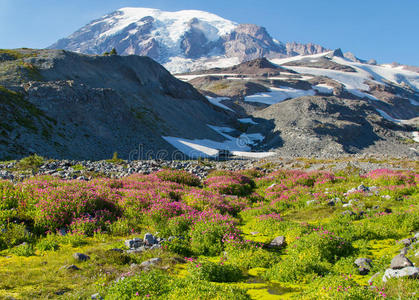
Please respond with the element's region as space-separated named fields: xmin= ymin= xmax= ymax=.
xmin=206 ymin=96 xmax=234 ymax=112
xmin=349 ymin=89 xmax=380 ymax=101
xmin=244 ymin=87 xmax=315 ymax=105
xmin=333 ymin=56 xmax=419 ymax=91
xmin=283 ymin=66 xmax=372 ymax=91
xmin=230 ymin=151 xmax=276 ymax=158
xmin=270 ymin=51 xmax=333 ymax=65
xmin=413 ymin=132 xmax=419 ymax=143
xmin=408 ymin=98 xmax=419 ymax=106
xmin=313 ymin=84 xmax=334 ymax=94
xmin=166 ymin=56 xmax=240 ymax=73
xmin=271 ymin=52 xmax=419 ymax=96
xmin=376 ymin=109 xmax=401 ymax=123
xmin=162 ymin=124 xmax=273 ymax=158
xmin=238 ymin=118 xmax=258 ymax=124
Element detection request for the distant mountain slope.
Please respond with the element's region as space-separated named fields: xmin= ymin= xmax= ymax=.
xmin=175 ymin=51 xmax=419 ymax=157
xmin=49 ymin=7 xmax=328 ymax=73
xmin=0 ymin=49 xmax=236 ymax=160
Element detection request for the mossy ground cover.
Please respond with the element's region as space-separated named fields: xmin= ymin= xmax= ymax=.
xmin=0 ymin=164 xmax=418 ymax=299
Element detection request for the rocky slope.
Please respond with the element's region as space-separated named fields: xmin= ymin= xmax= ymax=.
xmin=176 ymin=52 xmax=419 ymax=158
xmin=0 ymin=49 xmax=235 ymax=160
xmin=49 ymin=7 xmax=328 ymax=73
xmin=254 ymin=96 xmax=415 ymax=157
xmin=2 ymin=47 xmax=417 ymax=160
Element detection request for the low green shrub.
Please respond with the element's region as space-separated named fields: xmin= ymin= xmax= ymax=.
xmin=189 ymin=218 xmax=238 ymax=256
xmin=265 ymin=254 xmax=331 ymax=283
xmin=161 ymin=237 xmax=192 ymax=257
xmin=225 ymin=241 xmax=279 ymax=269
xmin=94 ymin=249 xmax=132 ymax=265
xmin=163 ymin=215 xmax=194 ymax=237
xmin=0 ymin=180 xmax=21 ymax=210
xmin=204 ymin=171 xmax=255 ymax=196
xmin=156 ymin=169 xmax=201 ymax=187
xmin=287 ymin=229 xmax=354 ymax=263
xmin=36 ymin=234 xmax=59 ymax=251
xmin=303 ymin=274 xmax=379 ymax=299
xmin=16 ymin=154 xmax=44 ymax=170
xmin=11 ymin=242 xmax=35 ymax=256
xmin=0 ymin=222 xmax=31 ymax=250
xmin=109 ymin=218 xmax=136 ymax=236
xmin=168 ymin=277 xmax=250 ymax=299
xmin=187 ymin=259 xmax=243 ymax=282
xmin=104 ymin=269 xmax=171 ymax=299
xmin=60 ymin=232 xmax=87 ymax=247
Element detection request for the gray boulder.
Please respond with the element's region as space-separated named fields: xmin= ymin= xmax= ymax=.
xmin=60 ymin=264 xmax=80 ymax=271
xmin=73 ymin=253 xmax=90 ymax=261
xmin=144 ymin=233 xmax=156 ymax=245
xmin=342 ymin=210 xmax=355 ymax=216
xmin=140 ymin=257 xmax=162 ymax=267
xmin=382 ymin=267 xmax=419 ymax=282
xmin=268 ymin=236 xmax=286 ymax=248
xmin=125 ymin=238 xmax=144 ymax=249
xmin=355 ymin=258 xmax=372 ymax=275
xmin=355 ymin=258 xmax=372 ymax=268
xmin=91 ymin=293 xmax=103 ymax=300
xmin=400 ymin=238 xmax=412 ymax=247
xmin=357 ymin=184 xmax=369 ymax=192
xmin=390 ymin=254 xmax=414 ymax=269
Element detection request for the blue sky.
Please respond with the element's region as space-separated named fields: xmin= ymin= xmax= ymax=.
xmin=1 ymin=0 xmax=418 ymax=65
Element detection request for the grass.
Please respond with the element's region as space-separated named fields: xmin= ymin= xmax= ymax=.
xmin=0 ymin=163 xmax=417 ymax=299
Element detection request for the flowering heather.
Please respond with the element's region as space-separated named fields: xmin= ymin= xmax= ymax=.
xmin=69 ymin=212 xmax=112 ymax=236
xmin=155 ymin=169 xmax=201 ymax=186
xmin=257 ymin=213 xmax=282 ymax=221
xmin=0 ymin=164 xmax=417 ymax=299
xmin=189 ymin=212 xmax=240 ymax=256
xmin=183 ymin=189 xmax=248 ymax=215
xmin=364 ymin=169 xmax=417 ymax=185
xmin=204 ymin=172 xmax=254 ymax=196
xmin=29 ymin=181 xmax=120 ymax=232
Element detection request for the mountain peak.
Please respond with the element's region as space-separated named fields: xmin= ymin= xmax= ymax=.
xmin=244 ymin=57 xmax=279 ymax=69
xmin=325 ymin=48 xmax=344 ymax=58
xmin=49 ymin=7 xmax=328 ymax=72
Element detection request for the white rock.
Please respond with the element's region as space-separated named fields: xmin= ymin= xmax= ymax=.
xmin=382 ymin=267 xmax=419 ymax=282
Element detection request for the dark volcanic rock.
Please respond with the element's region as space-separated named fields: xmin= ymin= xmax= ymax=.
xmin=73 ymin=253 xmax=90 ymax=262
xmin=0 ymin=49 xmax=234 ymax=160
xmin=253 ymin=96 xmax=414 ymax=157
xmin=189 ymin=57 xmax=294 ymax=76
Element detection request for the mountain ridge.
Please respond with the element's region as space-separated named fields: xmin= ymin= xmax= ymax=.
xmin=49 ymin=7 xmax=328 ymax=73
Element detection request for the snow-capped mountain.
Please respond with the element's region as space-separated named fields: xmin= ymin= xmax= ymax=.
xmin=49 ymin=7 xmax=328 ymax=73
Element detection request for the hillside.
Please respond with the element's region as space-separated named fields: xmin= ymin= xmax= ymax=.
xmin=177 ymin=52 xmax=419 ymax=157
xmin=0 ymin=48 xmax=237 ymax=160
